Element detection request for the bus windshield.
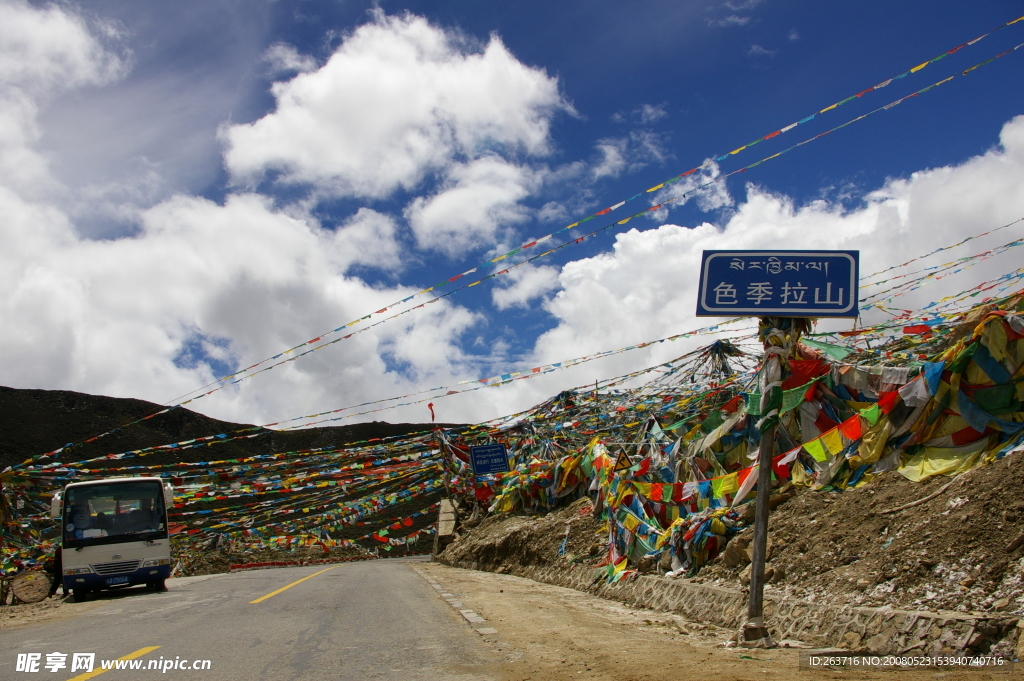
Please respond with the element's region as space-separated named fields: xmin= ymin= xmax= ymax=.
xmin=63 ymin=480 xmax=167 ymax=548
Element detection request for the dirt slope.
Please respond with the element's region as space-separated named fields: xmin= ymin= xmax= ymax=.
xmin=442 ymin=453 xmax=1024 ymax=618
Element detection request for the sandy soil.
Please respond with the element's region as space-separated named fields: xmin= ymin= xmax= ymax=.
xmin=0 ymin=593 xmax=101 ymax=630
xmin=418 ymin=563 xmax=1013 ymax=681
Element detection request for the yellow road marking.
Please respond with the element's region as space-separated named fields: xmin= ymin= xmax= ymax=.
xmin=67 ymin=646 xmax=161 ymax=680
xmin=250 ymin=566 xmax=337 ymax=603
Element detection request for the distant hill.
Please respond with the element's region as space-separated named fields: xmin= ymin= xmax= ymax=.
xmin=0 ymin=386 xmax=454 ymax=471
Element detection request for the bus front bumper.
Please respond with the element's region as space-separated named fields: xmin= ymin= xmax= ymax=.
xmin=63 ymin=564 xmax=170 ymax=590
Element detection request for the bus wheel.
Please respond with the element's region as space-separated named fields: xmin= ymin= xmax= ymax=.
xmin=73 ymin=588 xmax=89 ymax=603
xmin=154 ymin=579 xmax=167 ymax=592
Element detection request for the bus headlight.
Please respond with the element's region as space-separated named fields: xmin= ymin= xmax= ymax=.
xmin=140 ymin=558 xmax=169 ymax=568
xmin=63 ymin=567 xmax=93 ymax=575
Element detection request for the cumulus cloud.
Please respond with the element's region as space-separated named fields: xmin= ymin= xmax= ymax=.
xmin=263 ymin=43 xmax=318 ymax=75
xmin=530 ymin=116 xmax=1024 ymax=379
xmin=0 ymin=188 xmax=483 ymax=424
xmin=748 ymin=44 xmax=776 ymax=58
xmin=3 ymin=2 xmax=1024 ymax=434
xmin=404 ymin=156 xmax=537 ymax=254
xmin=492 ymin=264 xmax=560 ymax=310
xmin=327 ymin=207 xmax=403 ymax=273
xmin=0 ymin=0 xmax=128 ymax=194
xmin=222 ymin=12 xmax=569 ymax=199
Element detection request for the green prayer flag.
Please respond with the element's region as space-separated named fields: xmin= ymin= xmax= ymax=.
xmin=861 ymin=403 xmax=881 ymax=425
xmin=803 ymin=438 xmax=829 ymax=462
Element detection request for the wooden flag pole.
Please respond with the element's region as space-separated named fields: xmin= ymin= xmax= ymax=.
xmin=740 ymin=316 xmax=807 ymax=647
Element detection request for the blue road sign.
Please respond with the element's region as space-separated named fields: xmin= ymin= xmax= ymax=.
xmin=469 ymin=444 xmax=510 ymax=476
xmin=696 ymin=250 xmax=859 ymax=317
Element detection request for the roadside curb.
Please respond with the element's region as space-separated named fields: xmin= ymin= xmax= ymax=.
xmin=413 ymin=568 xmax=498 ymax=636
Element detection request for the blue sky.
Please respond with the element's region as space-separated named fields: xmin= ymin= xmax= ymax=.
xmin=3 ymin=0 xmax=1024 ymax=428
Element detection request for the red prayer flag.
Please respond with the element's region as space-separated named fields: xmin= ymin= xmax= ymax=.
xmin=878 ymin=391 xmax=901 ymax=414
xmin=771 ymin=456 xmax=791 ymax=480
xmin=721 ymin=395 xmax=743 ymax=414
xmin=839 ymin=415 xmax=863 ymax=440
xmin=782 ymin=359 xmax=830 ymax=389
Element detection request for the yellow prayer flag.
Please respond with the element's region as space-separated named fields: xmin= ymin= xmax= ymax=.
xmin=711 ymin=471 xmax=739 ymax=498
xmin=821 ymin=428 xmax=844 ymax=456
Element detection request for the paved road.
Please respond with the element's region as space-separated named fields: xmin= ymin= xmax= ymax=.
xmin=1 ymin=557 xmax=501 ymax=681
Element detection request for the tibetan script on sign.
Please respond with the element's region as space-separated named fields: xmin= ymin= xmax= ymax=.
xmin=696 ymin=250 xmax=859 ymax=317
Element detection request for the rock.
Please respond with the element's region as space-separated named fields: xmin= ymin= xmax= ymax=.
xmin=722 ymin=535 xmax=753 ymax=568
xmin=745 ymin=538 xmax=773 ymax=563
xmin=993 ymin=597 xmax=1011 ymax=611
xmin=960 ymin=577 xmax=976 ymax=588
xmin=856 ymin=578 xmax=872 ymax=589
xmin=739 ymin=564 xmax=752 ymax=587
xmin=840 ymin=632 xmax=862 ymax=649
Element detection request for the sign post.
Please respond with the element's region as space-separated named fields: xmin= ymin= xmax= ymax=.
xmin=697 ymin=250 xmax=859 ymax=648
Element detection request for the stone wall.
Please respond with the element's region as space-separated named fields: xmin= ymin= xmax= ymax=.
xmin=437 ymin=556 xmax=1021 ymax=658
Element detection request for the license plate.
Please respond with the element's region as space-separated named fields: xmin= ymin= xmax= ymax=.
xmin=106 ymin=576 xmax=129 ymax=585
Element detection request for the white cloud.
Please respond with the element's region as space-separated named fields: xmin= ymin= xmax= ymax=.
xmin=713 ymin=15 xmax=752 ymax=28
xmin=592 ymin=138 xmax=627 ymax=179
xmin=0 ymin=1 xmax=126 ymax=95
xmin=404 ymin=156 xmax=536 ymax=254
xmin=612 ymin=103 xmax=668 ymax=125
xmin=748 ymin=44 xmax=776 ymax=58
xmin=529 ymin=116 xmax=1024 ymax=379
xmin=327 ymin=207 xmax=403 ymax=273
xmin=592 ymin=131 xmax=670 ymax=180
xmin=725 ymin=0 xmax=764 ymax=10
xmin=537 ymin=200 xmax=570 ymax=224
xmin=648 ymin=161 xmax=734 ymax=220
xmin=492 ymin=264 xmax=560 ymax=310
xmin=222 ymin=12 xmax=569 ymax=199
xmin=263 ymin=43 xmax=317 ymax=75
xmin=3 ymin=2 xmax=1024 ymax=435
xmin=0 ymin=0 xmax=128 ymax=194
xmin=0 ymin=188 xmax=484 ymax=425
xmin=637 ymin=103 xmax=668 ymax=124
